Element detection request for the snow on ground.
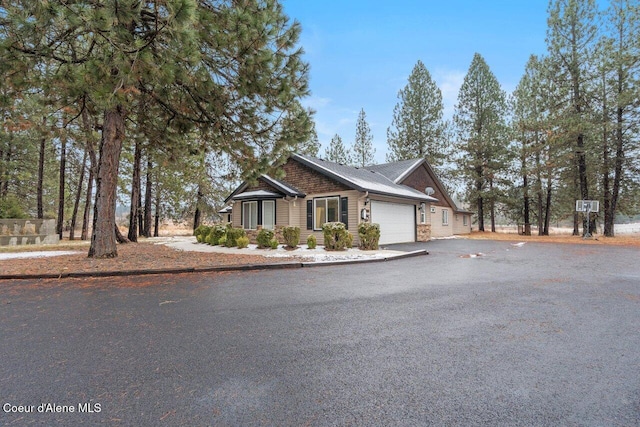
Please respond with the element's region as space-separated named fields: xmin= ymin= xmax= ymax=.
xmin=0 ymin=251 xmax=81 ymax=260
xmin=154 ymin=236 xmax=405 ymax=261
xmin=615 ymin=223 xmax=640 ymax=234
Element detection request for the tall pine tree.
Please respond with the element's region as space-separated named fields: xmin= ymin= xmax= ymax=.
xmin=352 ymin=108 xmax=375 ymax=167
xmin=454 ymin=53 xmax=509 ymax=232
xmin=324 ymin=134 xmax=352 ymax=164
xmin=386 ymin=60 xmax=447 ymax=168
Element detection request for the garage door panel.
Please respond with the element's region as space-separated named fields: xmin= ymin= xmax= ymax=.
xmin=370 ymin=201 xmax=415 ymax=244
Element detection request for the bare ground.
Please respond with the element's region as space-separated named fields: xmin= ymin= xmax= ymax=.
xmin=0 ymin=239 xmax=298 ymax=277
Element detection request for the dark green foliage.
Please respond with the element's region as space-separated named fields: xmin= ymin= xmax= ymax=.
xmin=0 ymin=196 xmax=28 ymax=219
xmin=282 ymin=226 xmax=300 ymax=248
xmin=194 ymin=225 xmax=212 ymax=243
xmin=224 ymin=227 xmax=246 ymax=248
xmin=358 ymin=223 xmax=380 ymax=250
xmin=306 ymin=234 xmax=317 ymax=249
xmin=207 ymin=224 xmax=228 ymax=246
xmin=256 ymin=229 xmax=275 ymax=248
xmin=322 ymin=222 xmax=352 ymax=251
xmin=236 ymin=236 xmax=249 ymax=249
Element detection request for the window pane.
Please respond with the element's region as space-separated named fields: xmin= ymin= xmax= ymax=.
xmin=243 ymin=202 xmax=258 ymax=229
xmin=263 ymin=201 xmax=274 ymax=230
xmin=315 ymin=199 xmax=326 ymax=229
xmin=327 ymin=198 xmax=339 ymax=222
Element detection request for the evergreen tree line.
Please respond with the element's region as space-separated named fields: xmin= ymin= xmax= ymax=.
xmin=323 ymin=0 xmax=639 ymax=237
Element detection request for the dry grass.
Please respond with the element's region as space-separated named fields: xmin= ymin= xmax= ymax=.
xmin=468 ymin=230 xmax=640 ymax=247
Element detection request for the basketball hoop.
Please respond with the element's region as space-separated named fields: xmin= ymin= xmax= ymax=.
xmin=576 ymin=200 xmax=599 ymax=238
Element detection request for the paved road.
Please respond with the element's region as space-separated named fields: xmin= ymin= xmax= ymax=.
xmin=1 ymin=239 xmax=639 ymax=426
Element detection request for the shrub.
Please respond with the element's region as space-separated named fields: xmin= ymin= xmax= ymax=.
xmin=218 ymin=235 xmax=227 ymax=247
xmin=306 ymin=234 xmax=317 ymax=249
xmin=207 ymin=224 xmax=228 ymax=245
xmin=269 ymin=238 xmax=279 ymax=249
xmin=236 ymin=236 xmax=250 ymax=249
xmin=256 ymin=229 xmax=274 ymax=248
xmin=194 ymin=225 xmax=212 ymax=243
xmin=358 ymin=222 xmax=380 ymax=250
xmin=225 ymin=227 xmax=246 ymax=247
xmin=282 ymin=226 xmax=300 ymax=248
xmin=322 ymin=222 xmax=352 ymax=251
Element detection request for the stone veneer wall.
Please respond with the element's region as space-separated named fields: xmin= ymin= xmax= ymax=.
xmin=245 ymin=225 xmax=285 ymax=245
xmin=417 ymin=224 xmax=431 ymax=242
xmin=0 ymin=219 xmax=60 ymax=246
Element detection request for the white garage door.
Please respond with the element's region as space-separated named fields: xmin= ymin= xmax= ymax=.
xmin=370 ymin=201 xmax=415 ymax=244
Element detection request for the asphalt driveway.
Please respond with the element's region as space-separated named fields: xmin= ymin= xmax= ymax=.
xmin=1 ymin=239 xmax=639 ymax=426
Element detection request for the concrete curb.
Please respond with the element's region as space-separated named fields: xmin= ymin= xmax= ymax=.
xmin=0 ymin=249 xmax=428 ymax=281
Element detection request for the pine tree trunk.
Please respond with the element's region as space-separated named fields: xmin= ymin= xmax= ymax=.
xmin=543 ymin=176 xmax=552 ymax=236
xmin=56 ymin=138 xmax=66 ymax=239
xmin=37 ymin=117 xmax=46 ymax=219
xmin=489 ymin=179 xmax=496 ymax=233
xmin=2 ymin=145 xmax=11 ymax=196
xmin=69 ymin=149 xmax=87 ymax=240
xmin=607 ymin=104 xmax=624 ymax=237
xmin=475 ymin=165 xmax=484 ymax=232
xmin=522 ymin=156 xmax=531 ymax=236
xmin=115 ymin=224 xmax=130 ymax=244
xmin=81 ymin=164 xmax=94 ymax=241
xmin=193 ymin=185 xmax=203 ymax=231
xmin=154 ymin=180 xmax=160 ymax=237
xmin=88 ymin=107 xmax=125 ymax=258
xmin=143 ymin=158 xmax=152 ymax=237
xmin=81 ymin=107 xmax=97 ymax=241
xmin=128 ymin=140 xmax=141 ymax=242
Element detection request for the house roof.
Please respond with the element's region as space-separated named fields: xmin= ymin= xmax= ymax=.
xmin=292 ymin=154 xmax=438 ymax=202
xmin=231 ymin=190 xmax=283 ymax=200
xmin=365 ymin=158 xmax=424 ymax=183
xmin=218 ymin=205 xmax=232 ymax=214
xmin=224 ymin=174 xmax=305 ymax=203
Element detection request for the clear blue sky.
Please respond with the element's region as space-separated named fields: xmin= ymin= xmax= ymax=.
xmin=281 ymin=0 xmax=550 ymax=163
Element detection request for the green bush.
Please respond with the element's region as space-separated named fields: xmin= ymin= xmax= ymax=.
xmin=0 ymin=196 xmax=28 ymax=219
xmin=306 ymin=234 xmax=317 ymax=249
xmin=282 ymin=226 xmax=300 ymax=248
xmin=269 ymin=238 xmax=279 ymax=249
xmin=256 ymin=229 xmax=274 ymax=248
xmin=358 ymin=222 xmax=380 ymax=250
xmin=194 ymin=225 xmax=212 ymax=243
xmin=236 ymin=236 xmax=250 ymax=249
xmin=207 ymin=224 xmax=228 ymax=245
xmin=322 ymin=222 xmax=352 ymax=251
xmin=225 ymin=227 xmax=246 ymax=247
xmin=218 ymin=235 xmax=227 ymax=247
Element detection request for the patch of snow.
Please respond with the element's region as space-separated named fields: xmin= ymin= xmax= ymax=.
xmin=511 ymin=242 xmax=526 ymax=247
xmin=0 ymin=251 xmax=81 ymax=260
xmin=155 ymin=236 xmax=403 ymax=262
xmin=431 ymin=235 xmax=465 ymax=240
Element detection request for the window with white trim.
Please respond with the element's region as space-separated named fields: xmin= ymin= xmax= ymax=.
xmin=463 ymin=215 xmax=468 ymax=226
xmin=263 ymin=200 xmax=275 ymax=230
xmin=442 ymin=209 xmax=449 ymax=226
xmin=243 ymin=201 xmax=258 ymax=230
xmin=314 ymin=197 xmax=340 ymax=230
xmin=420 ymin=205 xmax=426 ymax=224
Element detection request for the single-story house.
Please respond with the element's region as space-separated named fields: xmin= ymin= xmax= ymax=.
xmin=224 ymin=153 xmax=472 ymax=245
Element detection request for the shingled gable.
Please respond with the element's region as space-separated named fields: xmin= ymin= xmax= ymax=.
xmin=224 ymin=174 xmax=305 ymax=204
xmin=367 ymin=158 xmax=471 ymax=214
